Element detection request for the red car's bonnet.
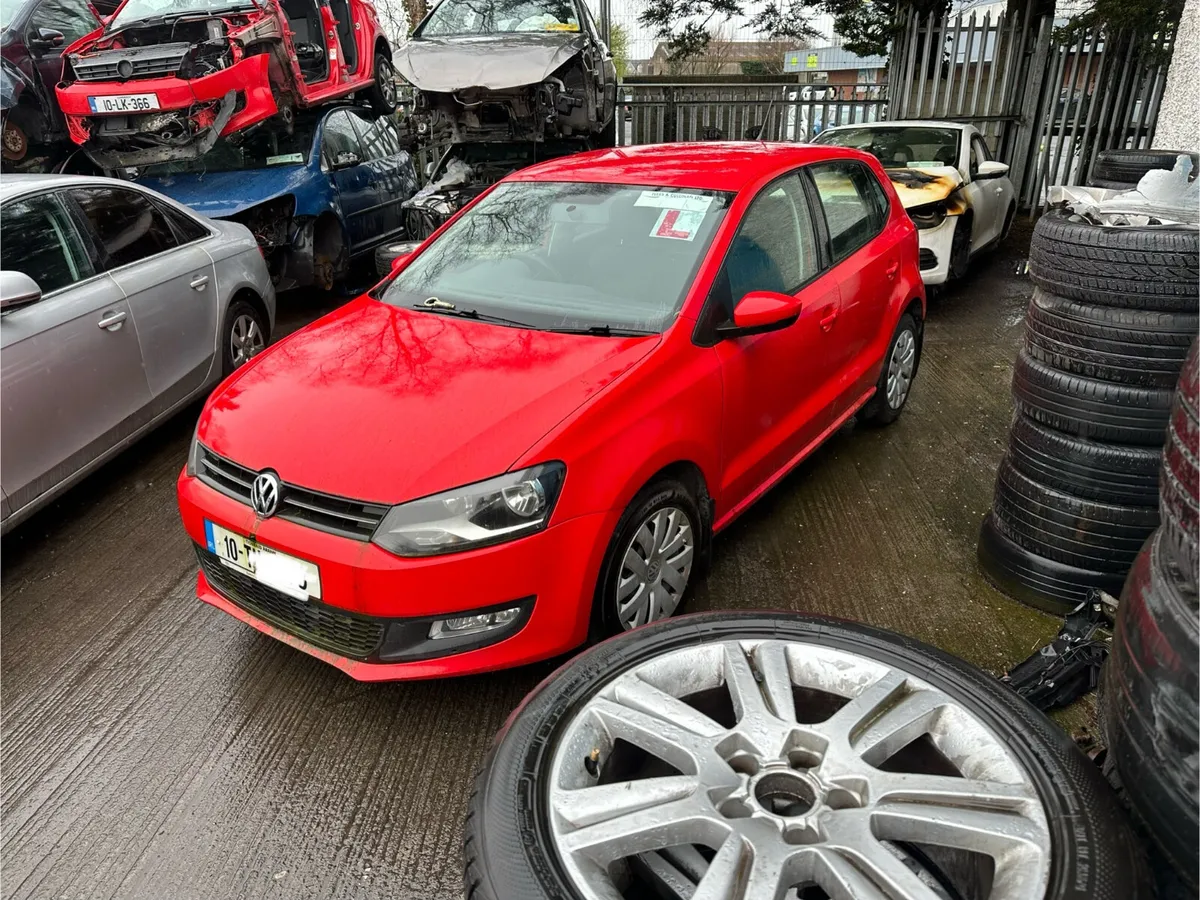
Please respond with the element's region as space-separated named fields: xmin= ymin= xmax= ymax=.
xmin=197 ymin=298 xmax=661 ymax=505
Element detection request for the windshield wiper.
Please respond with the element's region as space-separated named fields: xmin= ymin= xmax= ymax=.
xmin=411 ymin=302 xmax=536 ymax=330
xmin=545 ymin=325 xmax=656 ymax=337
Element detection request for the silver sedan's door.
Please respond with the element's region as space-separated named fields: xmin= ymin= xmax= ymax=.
xmin=0 ymin=191 xmax=152 ymax=519
xmin=68 ymin=185 xmax=219 ymax=404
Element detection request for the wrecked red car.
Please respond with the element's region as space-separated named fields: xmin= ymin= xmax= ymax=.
xmin=54 ymin=0 xmax=397 ymax=168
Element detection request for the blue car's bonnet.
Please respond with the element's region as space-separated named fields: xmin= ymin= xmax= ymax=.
xmin=138 ymin=162 xmax=323 ymax=219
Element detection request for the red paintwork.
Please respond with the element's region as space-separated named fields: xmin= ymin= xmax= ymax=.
xmin=177 ymin=142 xmax=925 ymax=681
xmin=56 ymin=0 xmax=384 ymax=147
xmin=732 ymin=290 xmax=803 ymax=329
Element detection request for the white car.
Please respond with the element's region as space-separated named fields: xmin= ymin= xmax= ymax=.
xmin=813 ymin=120 xmax=1016 ymax=285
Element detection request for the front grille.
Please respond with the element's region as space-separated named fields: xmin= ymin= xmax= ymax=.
xmin=197 ymin=547 xmax=385 ymax=659
xmin=919 ymin=248 xmax=938 ymax=270
xmin=71 ymin=42 xmax=191 ymax=82
xmin=198 ymin=447 xmax=388 ymax=540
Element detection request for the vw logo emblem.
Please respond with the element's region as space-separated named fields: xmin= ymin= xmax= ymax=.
xmin=116 ymin=59 xmax=133 ymax=80
xmin=251 ymin=471 xmax=281 ymax=518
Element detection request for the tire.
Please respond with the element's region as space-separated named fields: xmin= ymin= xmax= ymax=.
xmin=595 ymin=112 xmax=617 ymax=148
xmin=1024 ymin=289 xmax=1197 ymax=388
xmin=1007 ymin=412 xmax=1161 ymax=506
xmin=1001 ymin=201 xmax=1016 ymax=241
xmin=221 ymin=298 xmax=269 ymax=376
xmin=2 ymin=115 xmax=28 ymax=162
xmin=464 ymin=611 xmax=1153 ymax=900
xmin=1012 ymin=350 xmax=1173 ymax=446
xmin=1101 ymin=529 xmax=1198 ymax=888
xmin=1089 ymin=149 xmax=1199 ymax=188
xmin=364 ymin=52 xmax=399 ymax=114
xmin=990 ymin=456 xmax=1159 ymax=574
xmin=1027 ymin=207 xmax=1200 ymax=312
xmin=978 ymin=513 xmax=1126 ymax=613
xmin=1162 ymin=343 xmax=1200 ymax=587
xmin=949 ymin=213 xmax=971 ymax=279
xmin=589 ymin=479 xmax=702 ymax=639
xmin=862 ymin=312 xmax=919 ymax=424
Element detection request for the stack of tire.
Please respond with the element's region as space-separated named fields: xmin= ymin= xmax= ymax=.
xmin=1101 ymin=344 xmax=1199 ymax=893
xmin=1088 ymin=148 xmax=1199 ymax=190
xmin=978 ymin=179 xmax=1200 ymax=613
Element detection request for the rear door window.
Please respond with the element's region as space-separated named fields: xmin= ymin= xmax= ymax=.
xmin=808 ymin=162 xmax=887 ymax=261
xmin=1 ymin=192 xmax=94 ymax=295
xmin=322 ymin=110 xmax=363 ymax=167
xmin=68 ymin=186 xmax=181 ymax=270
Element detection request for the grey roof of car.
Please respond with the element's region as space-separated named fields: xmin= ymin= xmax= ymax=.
xmin=0 ymin=173 xmax=136 ymax=202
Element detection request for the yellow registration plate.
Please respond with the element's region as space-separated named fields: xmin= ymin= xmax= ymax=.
xmin=205 ymin=520 xmax=321 ymax=601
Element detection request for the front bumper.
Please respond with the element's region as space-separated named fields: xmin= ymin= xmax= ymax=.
xmin=915 ymin=215 xmax=958 ymax=286
xmin=178 ymin=470 xmax=613 ymax=680
xmin=57 ymin=53 xmax=277 ymax=153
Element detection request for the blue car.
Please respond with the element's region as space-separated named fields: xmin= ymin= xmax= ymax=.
xmin=137 ymin=105 xmax=418 ymax=291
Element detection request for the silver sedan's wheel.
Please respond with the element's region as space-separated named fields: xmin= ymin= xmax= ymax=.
xmin=229 ymin=313 xmax=265 ymax=368
xmin=616 ymin=507 xmax=694 ymax=630
xmin=547 ymin=639 xmax=1052 ymax=900
xmin=886 ymin=327 xmax=916 ymax=410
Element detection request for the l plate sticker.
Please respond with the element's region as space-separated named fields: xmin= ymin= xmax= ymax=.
xmin=650 ymin=208 xmax=704 ymax=241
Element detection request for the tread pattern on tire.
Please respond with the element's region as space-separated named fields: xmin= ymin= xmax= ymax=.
xmin=1013 ymin=350 xmax=1173 ymax=446
xmin=1007 ymin=411 xmax=1161 ymax=505
xmin=1025 ymin=289 xmax=1197 ymax=387
xmin=1102 ymin=528 xmax=1199 ymax=886
xmin=1090 ymin=149 xmax=1199 ymax=187
xmin=1028 ymin=208 xmax=1200 ymax=312
xmin=991 ymin=457 xmax=1158 ymax=573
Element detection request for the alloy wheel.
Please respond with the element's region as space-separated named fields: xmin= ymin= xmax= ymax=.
xmin=230 ymin=314 xmax=265 ymax=367
xmin=379 ymin=59 xmax=398 ymax=107
xmin=886 ymin=329 xmax=916 ymax=409
xmin=616 ymin=507 xmax=694 ymax=630
xmin=547 ymin=639 xmax=1052 ymax=899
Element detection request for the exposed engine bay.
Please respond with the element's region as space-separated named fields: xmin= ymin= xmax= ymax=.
xmin=396 ymin=0 xmax=616 ymax=147
xmin=402 ymin=139 xmax=586 ymax=239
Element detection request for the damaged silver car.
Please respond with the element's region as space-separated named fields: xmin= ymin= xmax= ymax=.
xmin=397 ymin=0 xmax=617 ymax=147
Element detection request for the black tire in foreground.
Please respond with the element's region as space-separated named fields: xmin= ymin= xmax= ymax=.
xmin=1088 ymin=148 xmax=1199 ymax=188
xmin=1007 ymin=412 xmax=1161 ymax=506
xmin=1027 ymin=207 xmax=1200 ymax=312
xmin=1013 ymin=350 xmax=1173 ymax=446
xmin=979 ymin=513 xmax=1125 ymax=613
xmin=1101 ymin=529 xmax=1199 ymax=890
xmin=465 ymin=612 xmax=1152 ymax=900
xmin=1024 ymin=289 xmax=1198 ymax=388
xmin=1162 ymin=342 xmax=1199 ymax=590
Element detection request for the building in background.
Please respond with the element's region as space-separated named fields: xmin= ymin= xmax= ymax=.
xmin=782 ymin=45 xmax=887 ymax=85
xmin=646 ymin=38 xmax=803 ymax=75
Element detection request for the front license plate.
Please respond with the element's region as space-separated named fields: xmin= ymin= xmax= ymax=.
xmin=87 ymin=93 xmax=160 ymax=114
xmin=205 ymin=520 xmax=321 ymax=601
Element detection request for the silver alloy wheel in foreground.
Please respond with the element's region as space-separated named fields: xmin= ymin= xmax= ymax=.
xmin=886 ymin=329 xmax=916 ymax=409
xmin=548 ymin=640 xmax=1051 ymax=899
xmin=616 ymin=507 xmax=694 ymax=630
xmin=230 ymin=314 xmax=265 ymax=368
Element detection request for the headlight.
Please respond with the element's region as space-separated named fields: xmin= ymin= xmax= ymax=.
xmin=908 ymin=201 xmax=948 ymax=230
xmin=371 ymin=462 xmax=566 ymax=557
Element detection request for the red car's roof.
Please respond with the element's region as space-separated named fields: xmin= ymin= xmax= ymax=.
xmin=512 ymin=142 xmax=868 ymax=192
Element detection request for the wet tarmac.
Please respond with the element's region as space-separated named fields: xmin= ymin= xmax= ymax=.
xmin=2 ymin=222 xmax=1062 ymax=899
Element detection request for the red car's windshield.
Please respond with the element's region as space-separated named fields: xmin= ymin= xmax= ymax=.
xmin=382 ymin=181 xmax=732 ymax=333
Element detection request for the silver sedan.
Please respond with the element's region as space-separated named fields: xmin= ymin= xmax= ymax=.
xmin=0 ymin=174 xmax=276 ymax=534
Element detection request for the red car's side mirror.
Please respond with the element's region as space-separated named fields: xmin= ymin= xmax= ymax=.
xmin=716 ymin=290 xmax=802 ymax=340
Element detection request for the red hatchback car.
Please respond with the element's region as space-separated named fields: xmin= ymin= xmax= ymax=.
xmin=176 ymin=142 xmax=925 ymax=681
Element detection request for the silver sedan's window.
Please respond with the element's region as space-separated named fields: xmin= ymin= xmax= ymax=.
xmin=0 ymin=193 xmax=94 ymax=295
xmin=69 ymin=187 xmax=181 ymax=270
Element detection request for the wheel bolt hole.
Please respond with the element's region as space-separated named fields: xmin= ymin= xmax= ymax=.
xmin=787 ymin=748 xmax=822 ymax=771
xmin=754 ymin=771 xmax=816 ymax=817
xmin=725 ymin=752 xmax=760 ymax=777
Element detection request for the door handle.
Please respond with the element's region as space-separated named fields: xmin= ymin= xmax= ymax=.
xmin=819 ymin=309 xmax=839 ymax=332
xmin=97 ymin=310 xmax=126 ymax=331
xmin=190 ymin=275 xmax=210 ymax=290
xmin=886 ymin=261 xmax=900 ymax=280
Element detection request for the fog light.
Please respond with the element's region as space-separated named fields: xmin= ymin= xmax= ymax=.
xmin=429 ymin=606 xmax=520 ymax=639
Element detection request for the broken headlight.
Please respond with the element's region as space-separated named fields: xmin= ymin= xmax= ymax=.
xmin=371 ymin=463 xmax=566 ymax=557
xmin=908 ymin=201 xmax=948 ymax=230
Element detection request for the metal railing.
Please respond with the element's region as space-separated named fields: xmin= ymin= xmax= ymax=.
xmin=617 ymin=83 xmax=888 ymax=146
